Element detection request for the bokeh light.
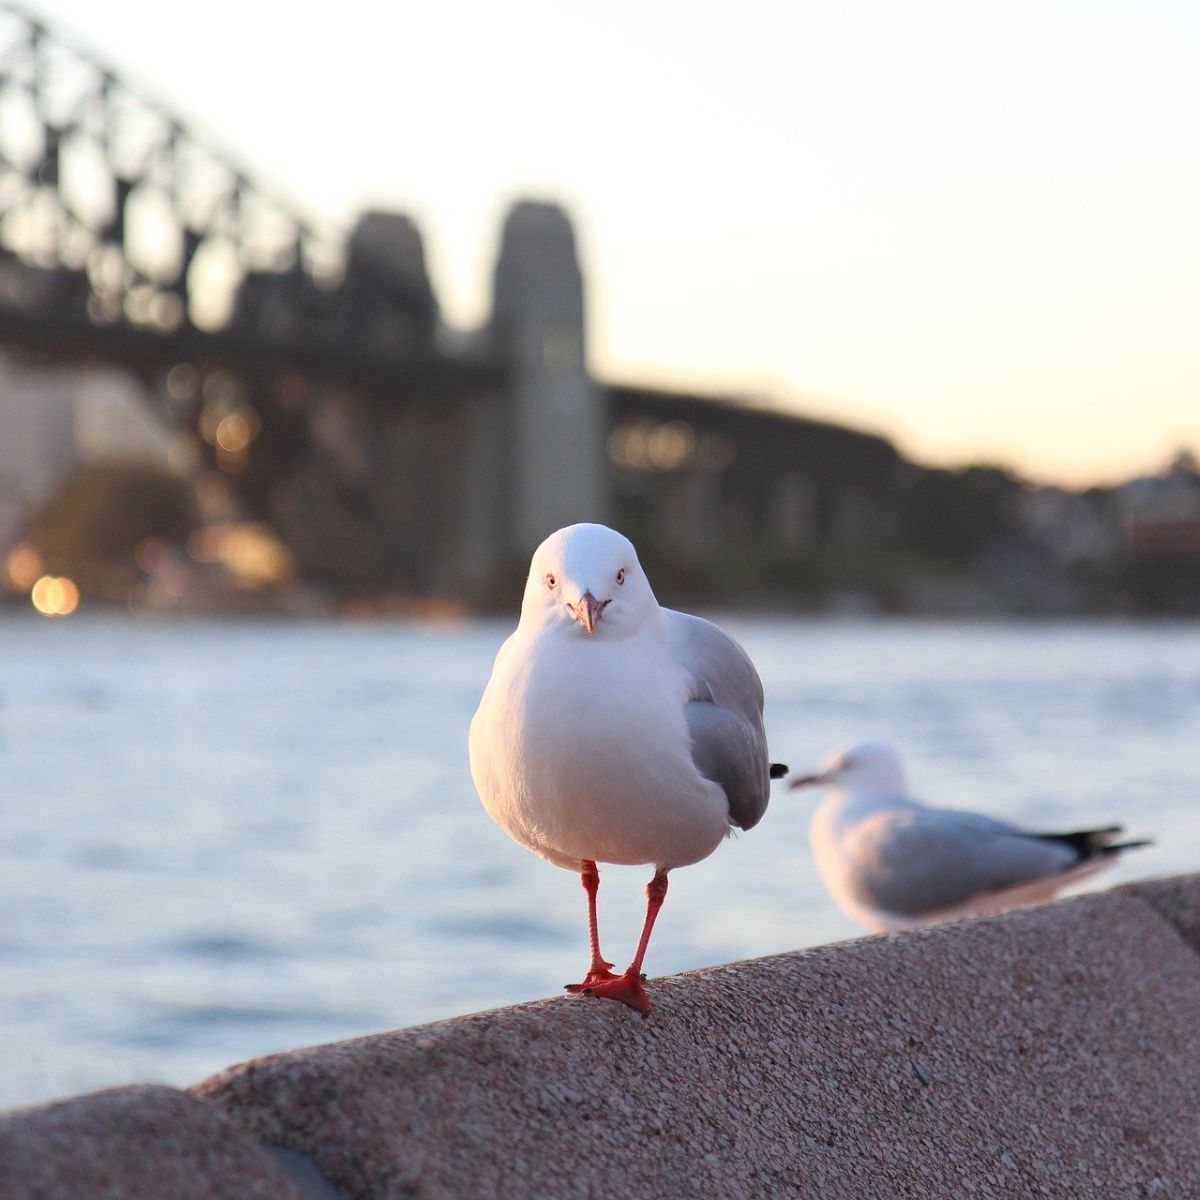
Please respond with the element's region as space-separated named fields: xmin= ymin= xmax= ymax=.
xmin=214 ymin=411 xmax=255 ymax=454
xmin=608 ymin=418 xmax=734 ymax=473
xmin=5 ymin=543 xmax=44 ymax=591
xmin=186 ymin=523 xmax=294 ymax=588
xmin=30 ymin=575 xmax=81 ymax=617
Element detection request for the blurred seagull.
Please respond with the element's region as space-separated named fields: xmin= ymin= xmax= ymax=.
xmin=790 ymin=740 xmax=1151 ymax=932
xmin=470 ymin=523 xmax=786 ymax=1013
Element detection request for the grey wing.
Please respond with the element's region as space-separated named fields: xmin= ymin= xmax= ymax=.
xmin=845 ymin=803 xmax=1081 ymax=917
xmin=665 ymin=609 xmax=772 ymax=831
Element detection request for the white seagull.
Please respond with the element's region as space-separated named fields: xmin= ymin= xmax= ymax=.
xmin=470 ymin=523 xmax=786 ymax=1013
xmin=790 ymin=740 xmax=1151 ymax=932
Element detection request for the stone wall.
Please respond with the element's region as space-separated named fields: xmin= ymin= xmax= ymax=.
xmin=4 ymin=874 xmax=1198 ymax=1200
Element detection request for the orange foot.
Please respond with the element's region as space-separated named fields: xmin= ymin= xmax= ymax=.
xmin=568 ymin=968 xmax=650 ymax=1014
xmin=564 ymin=960 xmax=616 ymax=993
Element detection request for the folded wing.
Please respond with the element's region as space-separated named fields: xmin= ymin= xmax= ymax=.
xmin=843 ymin=805 xmax=1089 ymax=917
xmin=666 ymin=609 xmax=772 ymax=831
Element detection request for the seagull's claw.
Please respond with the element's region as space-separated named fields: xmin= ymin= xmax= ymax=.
xmin=564 ymin=966 xmax=618 ymax=994
xmin=568 ymin=968 xmax=652 ymax=1014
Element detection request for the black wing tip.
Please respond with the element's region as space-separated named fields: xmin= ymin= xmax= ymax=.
xmin=770 ymin=762 xmax=789 ymax=780
xmin=1097 ymin=838 xmax=1154 ymax=857
xmin=1039 ymin=826 xmax=1124 ymax=857
xmin=1040 ymin=827 xmax=1154 ymax=861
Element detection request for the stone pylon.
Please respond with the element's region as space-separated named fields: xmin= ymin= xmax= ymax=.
xmin=490 ymin=201 xmax=609 ymax=556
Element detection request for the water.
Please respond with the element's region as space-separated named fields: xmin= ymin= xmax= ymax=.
xmin=2 ymin=615 xmax=1198 ymax=1108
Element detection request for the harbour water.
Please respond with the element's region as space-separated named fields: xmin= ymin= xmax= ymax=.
xmin=2 ymin=615 xmax=1198 ymax=1107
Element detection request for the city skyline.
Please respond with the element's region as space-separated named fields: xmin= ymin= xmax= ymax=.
xmin=24 ymin=0 xmax=1200 ymax=486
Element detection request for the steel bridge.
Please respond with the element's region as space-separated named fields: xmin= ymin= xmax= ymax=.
xmin=0 ymin=3 xmax=452 ymax=372
xmin=0 ymin=3 xmax=906 ymax=601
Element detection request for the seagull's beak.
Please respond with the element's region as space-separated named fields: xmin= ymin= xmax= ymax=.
xmin=788 ymin=771 xmax=831 ymax=791
xmin=570 ymin=591 xmax=608 ymax=635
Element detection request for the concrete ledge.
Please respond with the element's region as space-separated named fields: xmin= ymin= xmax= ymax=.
xmin=0 ymin=1084 xmax=314 ymax=1200
xmin=5 ymin=876 xmax=1200 ymax=1199
xmin=1119 ymin=874 xmax=1200 ymax=953
xmin=191 ymin=880 xmax=1200 ymax=1200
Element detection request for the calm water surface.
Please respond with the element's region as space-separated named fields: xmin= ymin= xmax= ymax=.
xmin=2 ymin=615 xmax=1199 ymax=1106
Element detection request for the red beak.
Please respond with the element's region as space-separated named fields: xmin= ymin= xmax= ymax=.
xmin=571 ymin=591 xmax=607 ymax=635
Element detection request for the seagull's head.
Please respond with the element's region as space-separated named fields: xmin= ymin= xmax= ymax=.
xmin=521 ymin=523 xmax=659 ymax=638
xmin=788 ymin=739 xmax=907 ymax=796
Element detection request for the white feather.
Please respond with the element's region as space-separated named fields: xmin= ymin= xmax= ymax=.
xmin=470 ymin=523 xmax=764 ymax=873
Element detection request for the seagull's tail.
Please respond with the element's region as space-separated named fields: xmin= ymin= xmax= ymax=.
xmin=1037 ymin=825 xmax=1154 ymax=862
xmin=770 ymin=763 xmax=789 ymax=780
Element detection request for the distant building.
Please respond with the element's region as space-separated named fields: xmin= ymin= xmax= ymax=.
xmin=0 ymin=354 xmax=75 ymax=549
xmin=1021 ymin=486 xmax=1119 ymax=568
xmin=0 ymin=352 xmax=172 ymax=551
xmin=1118 ymin=455 xmax=1200 ymax=562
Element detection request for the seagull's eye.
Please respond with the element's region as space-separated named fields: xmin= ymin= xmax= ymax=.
xmin=545 ymin=573 xmax=557 ymax=589
xmin=840 ymin=757 xmax=854 ymax=771
xmin=616 ymin=568 xmax=626 ymax=585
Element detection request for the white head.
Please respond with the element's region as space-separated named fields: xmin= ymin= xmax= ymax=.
xmin=520 ymin=523 xmax=661 ymax=639
xmin=789 ymin=739 xmax=908 ymax=796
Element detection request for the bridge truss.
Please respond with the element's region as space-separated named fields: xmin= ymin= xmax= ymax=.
xmin=0 ymin=4 xmax=504 ymax=595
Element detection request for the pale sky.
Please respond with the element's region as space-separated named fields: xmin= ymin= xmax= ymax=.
xmin=29 ymin=0 xmax=1200 ymax=485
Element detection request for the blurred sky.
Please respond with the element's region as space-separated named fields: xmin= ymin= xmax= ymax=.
xmin=30 ymin=0 xmax=1200 ymax=485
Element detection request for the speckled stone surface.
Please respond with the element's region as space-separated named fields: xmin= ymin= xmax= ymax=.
xmin=0 ymin=1084 xmax=311 ymax=1200
xmin=193 ymin=887 xmax=1200 ymax=1200
xmin=1120 ymin=873 xmax=1200 ymax=953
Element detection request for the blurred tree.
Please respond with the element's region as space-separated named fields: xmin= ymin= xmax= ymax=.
xmin=904 ymin=466 xmax=1023 ymax=561
xmin=1169 ymin=447 xmax=1199 ymax=476
xmin=26 ymin=465 xmax=197 ymax=601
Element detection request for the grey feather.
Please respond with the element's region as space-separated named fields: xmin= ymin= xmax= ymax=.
xmin=844 ymin=803 xmax=1084 ymax=917
xmin=665 ymin=610 xmax=772 ymax=830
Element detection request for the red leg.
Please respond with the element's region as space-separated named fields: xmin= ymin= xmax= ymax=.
xmin=573 ymin=871 xmax=668 ymax=1014
xmin=564 ymin=860 xmax=617 ymax=992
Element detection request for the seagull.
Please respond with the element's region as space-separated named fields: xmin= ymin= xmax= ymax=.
xmin=789 ymin=739 xmax=1151 ymax=932
xmin=469 ymin=523 xmax=786 ymax=1013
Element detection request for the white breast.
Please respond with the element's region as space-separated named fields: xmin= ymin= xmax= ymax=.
xmin=808 ymin=790 xmax=897 ymax=932
xmin=470 ymin=627 xmax=730 ymax=871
